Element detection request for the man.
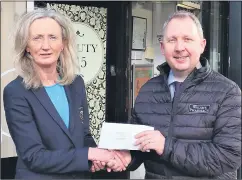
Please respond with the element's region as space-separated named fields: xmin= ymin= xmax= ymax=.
xmin=127 ymin=11 xmax=241 ymax=179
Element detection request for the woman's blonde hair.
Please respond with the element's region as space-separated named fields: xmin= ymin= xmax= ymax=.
xmin=12 ymin=8 xmax=79 ymax=89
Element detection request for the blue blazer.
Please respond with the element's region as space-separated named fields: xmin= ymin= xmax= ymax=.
xmin=3 ymin=75 xmax=96 ymax=179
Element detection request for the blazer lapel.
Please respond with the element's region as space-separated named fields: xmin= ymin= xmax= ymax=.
xmin=31 ymin=87 xmax=75 ymax=144
xmin=64 ymin=85 xmax=76 ymax=134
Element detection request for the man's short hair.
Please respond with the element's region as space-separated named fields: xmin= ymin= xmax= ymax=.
xmin=162 ymin=10 xmax=204 ymax=40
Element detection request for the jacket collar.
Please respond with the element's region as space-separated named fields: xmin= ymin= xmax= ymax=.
xmin=157 ymin=56 xmax=212 ymax=83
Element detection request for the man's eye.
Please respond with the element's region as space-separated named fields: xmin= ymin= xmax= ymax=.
xmin=168 ymin=39 xmax=175 ymax=42
xmin=185 ymin=38 xmax=192 ymax=42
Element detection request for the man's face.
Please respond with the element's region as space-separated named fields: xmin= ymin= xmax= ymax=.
xmin=161 ymin=17 xmax=206 ymax=73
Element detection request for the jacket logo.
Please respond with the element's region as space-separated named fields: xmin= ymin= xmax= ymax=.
xmin=189 ymin=104 xmax=210 ymax=113
xmin=79 ymin=107 xmax=84 ymax=123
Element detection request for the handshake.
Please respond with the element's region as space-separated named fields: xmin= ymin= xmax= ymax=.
xmin=88 ymin=128 xmax=166 ymax=173
xmin=88 ymin=148 xmax=131 ymax=172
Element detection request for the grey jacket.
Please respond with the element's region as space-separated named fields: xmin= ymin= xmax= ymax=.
xmin=128 ymin=58 xmax=241 ymax=179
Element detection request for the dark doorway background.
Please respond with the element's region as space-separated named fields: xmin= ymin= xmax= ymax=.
xmin=202 ymin=1 xmax=229 ymax=77
xmin=202 ymin=2 xmax=241 ymax=179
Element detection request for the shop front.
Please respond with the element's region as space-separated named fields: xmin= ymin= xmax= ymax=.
xmin=1 ymin=1 xmax=241 ymax=179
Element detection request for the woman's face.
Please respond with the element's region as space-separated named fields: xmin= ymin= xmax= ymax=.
xmin=26 ymin=17 xmax=64 ymax=68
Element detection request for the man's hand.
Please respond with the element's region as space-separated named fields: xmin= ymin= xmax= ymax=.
xmin=106 ymin=150 xmax=131 ymax=172
xmin=135 ymin=130 xmax=165 ymax=155
xmin=115 ymin=150 xmax=131 ymax=167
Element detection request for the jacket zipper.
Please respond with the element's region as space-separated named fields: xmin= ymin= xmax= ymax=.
xmin=164 ymin=80 xmax=189 ymax=178
xmin=164 ymin=90 xmax=179 ymax=178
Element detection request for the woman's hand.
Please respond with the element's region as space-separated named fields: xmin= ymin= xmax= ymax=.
xmin=90 ymin=161 xmax=106 ymax=172
xmin=88 ymin=148 xmax=115 ymax=162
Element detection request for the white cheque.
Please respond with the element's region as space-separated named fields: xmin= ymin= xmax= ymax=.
xmin=98 ymin=122 xmax=154 ymax=150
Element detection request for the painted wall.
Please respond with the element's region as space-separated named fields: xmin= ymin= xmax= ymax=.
xmin=152 ymin=2 xmax=176 ymax=76
xmin=130 ymin=2 xmax=177 ymax=77
xmin=1 ymin=1 xmax=27 ymax=158
xmin=131 ymin=2 xmax=153 ymax=66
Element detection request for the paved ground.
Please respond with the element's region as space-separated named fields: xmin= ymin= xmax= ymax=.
xmin=130 ymin=163 xmax=145 ymax=179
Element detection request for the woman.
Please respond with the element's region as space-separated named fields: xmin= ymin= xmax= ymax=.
xmin=3 ymin=8 xmax=127 ymax=179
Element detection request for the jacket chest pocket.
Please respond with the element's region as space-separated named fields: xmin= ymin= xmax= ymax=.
xmin=188 ymin=104 xmax=211 ymax=114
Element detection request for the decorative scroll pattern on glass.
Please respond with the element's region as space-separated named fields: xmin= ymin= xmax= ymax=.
xmin=47 ymin=3 xmax=107 ymax=143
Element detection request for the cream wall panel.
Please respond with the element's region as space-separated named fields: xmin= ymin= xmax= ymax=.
xmin=1 ymin=1 xmax=27 ymax=158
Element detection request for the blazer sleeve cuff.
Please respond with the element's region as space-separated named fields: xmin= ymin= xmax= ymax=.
xmin=73 ymin=147 xmax=90 ymax=172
